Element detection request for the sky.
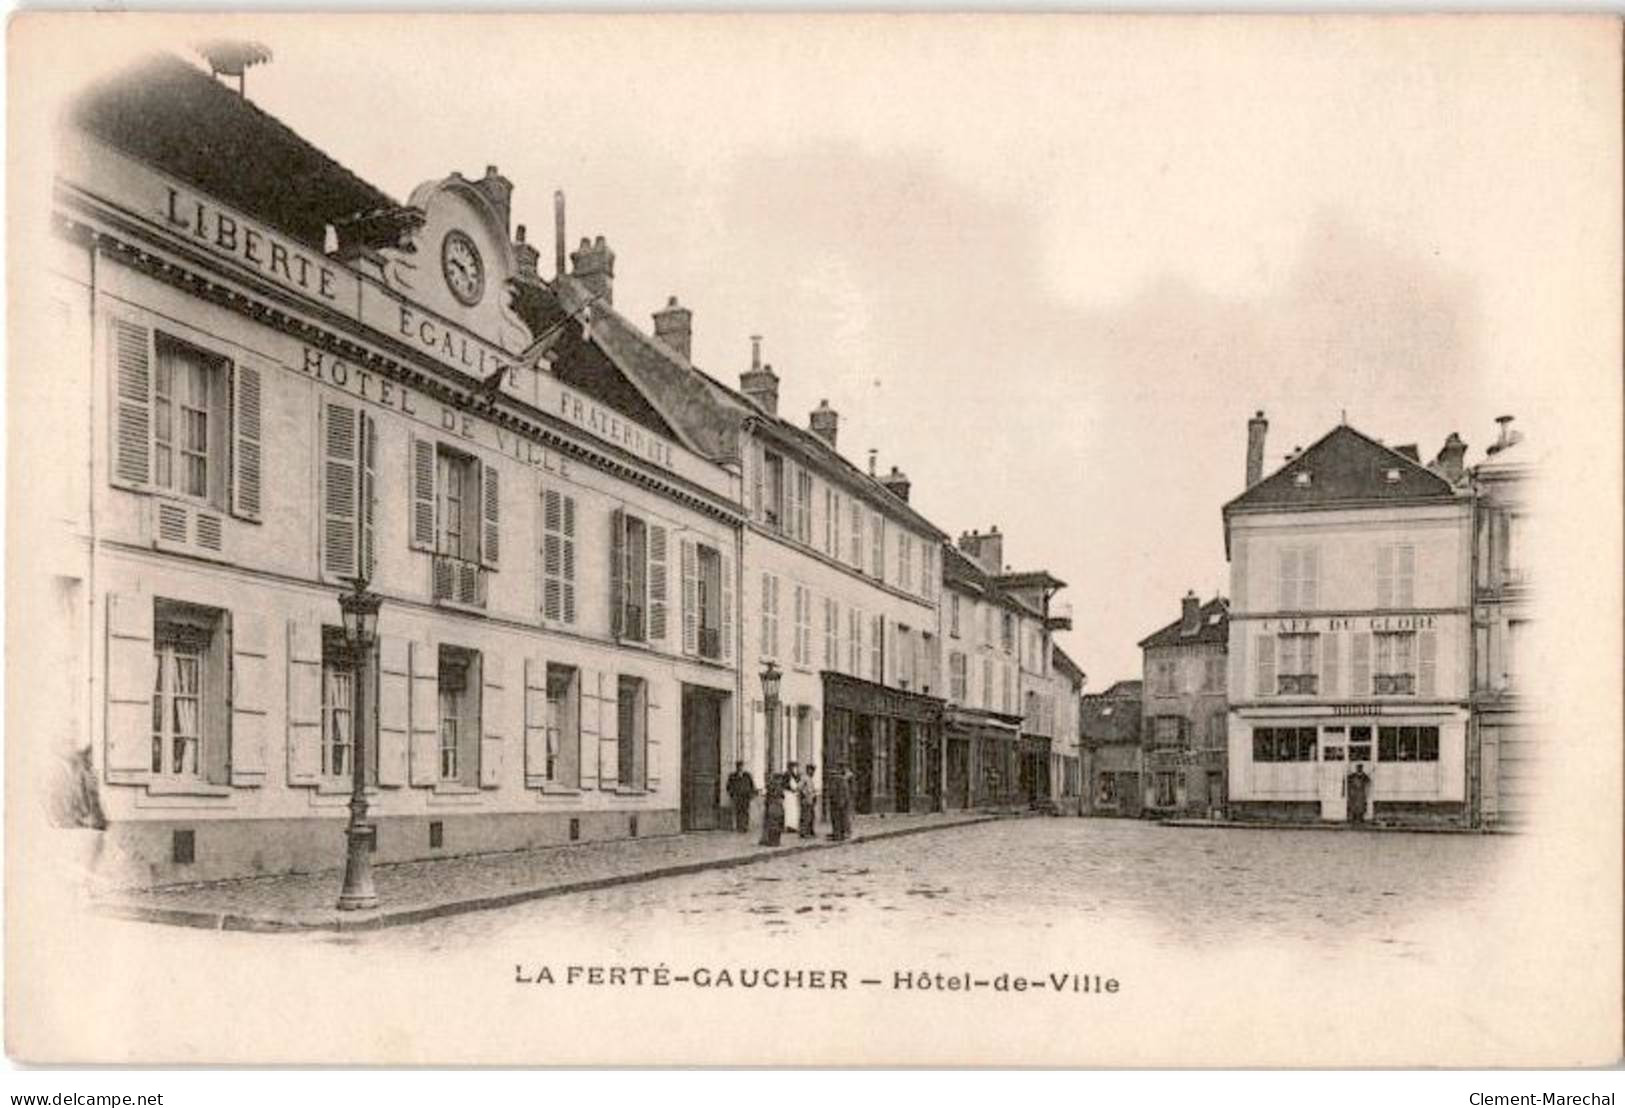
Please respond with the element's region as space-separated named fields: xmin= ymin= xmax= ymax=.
xmin=45 ymin=15 xmax=1618 ymax=684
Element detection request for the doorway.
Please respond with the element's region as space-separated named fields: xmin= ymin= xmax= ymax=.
xmin=680 ymin=686 xmax=724 ymax=831
xmin=894 ymin=721 xmax=913 ymax=813
xmin=946 ymin=738 xmax=970 ymax=809
xmin=1318 ymin=727 xmax=1347 ymax=822
xmin=852 ymin=716 xmax=874 ymax=815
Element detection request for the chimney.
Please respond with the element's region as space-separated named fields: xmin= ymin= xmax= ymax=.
xmin=867 ymin=449 xmax=878 ymax=477
xmin=1246 ymin=410 xmax=1268 ymax=488
xmin=652 ymin=296 xmax=692 ymax=361
xmin=958 ymin=526 xmax=1002 ymax=576
xmin=1433 ymin=432 xmax=1468 ymax=483
xmin=1394 ymin=444 xmax=1421 ymax=463
xmin=1488 ymin=414 xmax=1522 ymax=456
xmin=512 ymin=224 xmax=539 ymax=280
xmin=473 ymin=165 xmax=514 ymax=231
xmin=879 ymin=465 xmax=911 ymax=504
xmin=809 ymin=399 xmax=838 ymax=448
xmin=569 ymin=235 xmax=615 ymax=305
xmin=1180 ymin=590 xmax=1201 ymax=636
xmin=553 ymin=191 xmax=567 ymax=278
xmin=739 ymin=335 xmax=779 ymax=416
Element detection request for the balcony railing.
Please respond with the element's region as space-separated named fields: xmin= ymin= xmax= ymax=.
xmin=1373 ymin=673 xmax=1416 ymax=696
xmin=698 ymin=626 xmax=722 ymax=660
xmin=432 ymin=554 xmax=487 ymax=609
xmin=1277 ymin=674 xmax=1318 ymax=695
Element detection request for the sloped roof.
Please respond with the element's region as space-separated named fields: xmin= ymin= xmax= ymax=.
xmin=1138 ymin=596 xmax=1229 ymax=650
xmin=944 ymin=543 xmax=1043 ymax=618
xmin=68 ymin=53 xmax=397 ymax=250
xmin=1051 ymin=643 xmax=1086 ymax=685
xmin=1225 ymin=424 xmax=1458 ymax=515
xmin=1081 ymin=683 xmax=1142 ymax=743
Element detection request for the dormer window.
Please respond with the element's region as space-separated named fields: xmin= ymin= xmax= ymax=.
xmin=1292 ymin=471 xmax=1312 ymax=487
xmin=1384 ymin=468 xmax=1402 ymax=484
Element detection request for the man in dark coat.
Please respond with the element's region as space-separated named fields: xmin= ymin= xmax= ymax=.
xmin=759 ymin=772 xmax=787 ymax=847
xmin=1347 ymin=764 xmax=1372 ymax=825
xmin=726 ymin=760 xmax=755 ymax=833
xmin=826 ymin=761 xmax=852 ymax=841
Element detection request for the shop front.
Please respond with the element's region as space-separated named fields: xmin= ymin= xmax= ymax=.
xmin=942 ymin=706 xmax=1023 ymax=809
xmin=822 ymin=672 xmax=944 ymax=815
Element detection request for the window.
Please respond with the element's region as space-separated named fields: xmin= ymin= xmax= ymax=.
xmin=898 ymin=533 xmax=913 ymax=591
xmin=1373 ymin=631 xmax=1416 ymax=695
xmin=895 ymin=624 xmax=914 ymax=689
xmin=436 ymin=448 xmax=480 ymax=561
xmin=921 ymin=631 xmax=938 ymax=694
xmin=950 ymin=652 xmax=968 ymax=702
xmin=981 ymin=656 xmax=993 ymax=708
xmin=437 ymin=646 xmax=480 ymax=785
xmin=950 ymin=594 xmax=961 ymax=638
xmin=611 ymin=511 xmax=668 ymax=645
xmin=691 ymin=543 xmax=725 ymax=660
xmin=1251 ymin=726 xmax=1316 ymax=763
xmin=824 ymin=596 xmax=839 ymax=670
xmin=1002 ymin=664 xmax=1013 ymax=713
xmin=1153 ymin=772 xmax=1178 ymax=806
xmin=1348 ymin=725 xmax=1374 ymax=764
xmin=850 ymin=499 xmax=865 ymax=568
xmin=153 ymin=338 xmax=224 ymax=503
xmin=1206 ymin=713 xmax=1226 ymax=749
xmin=922 ymin=544 xmax=936 ymax=602
xmin=1202 ymin=655 xmax=1226 ymax=693
xmin=1001 ymin=612 xmax=1015 ymax=653
xmin=871 ymin=515 xmax=885 ymax=579
xmin=870 ymin=614 xmax=884 ymax=682
xmin=152 ymin=634 xmax=206 ymax=778
xmin=1377 ymin=543 xmax=1416 ymax=608
xmin=1277 ymin=546 xmax=1320 ymax=610
xmin=795 ymin=469 xmax=813 ymax=543
xmin=416 ymin=439 xmax=498 ymax=607
xmin=1377 ymin=725 xmax=1440 ymax=763
xmin=321 ymin=402 xmax=378 ymax=581
xmin=321 ymin=628 xmax=355 ymax=779
xmin=1151 ymin=659 xmax=1177 ymax=698
xmin=1278 ymin=633 xmax=1319 ymax=695
xmin=763 ymin=451 xmax=785 ymax=529
xmin=541 ymin=488 xmax=578 ymax=624
xmin=792 ymin=585 xmax=813 ymax=667
xmin=1153 ymin=716 xmax=1185 ymax=749
xmin=1504 ymin=619 xmax=1527 ymax=689
xmin=617 ymin=676 xmax=648 ymax=789
xmin=848 ymin=608 xmax=863 ymax=675
xmin=544 ymin=664 xmax=578 ymax=785
xmin=760 ymin=573 xmax=780 ymax=659
xmin=1503 ymin=514 xmax=1527 ymax=585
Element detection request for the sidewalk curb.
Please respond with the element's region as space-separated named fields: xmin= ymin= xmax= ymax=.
xmin=1157 ymin=818 xmax=1515 ymax=835
xmin=93 ymin=814 xmax=1011 ymax=935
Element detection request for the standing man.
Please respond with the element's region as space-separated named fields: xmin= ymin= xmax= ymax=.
xmin=826 ymin=761 xmax=851 ymax=842
xmin=1347 ymin=763 xmax=1372 ymax=826
xmin=759 ymin=772 xmax=787 ymax=847
xmin=726 ymin=760 xmax=756 ymax=834
xmin=798 ymin=764 xmax=819 ymax=839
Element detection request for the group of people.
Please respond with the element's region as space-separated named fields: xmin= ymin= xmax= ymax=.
xmin=726 ymin=759 xmax=855 ymax=846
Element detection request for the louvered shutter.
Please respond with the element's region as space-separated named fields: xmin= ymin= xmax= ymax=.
xmin=851 ymin=500 xmax=863 ymax=567
xmin=784 ymin=462 xmax=798 ymax=537
xmin=376 ymin=635 xmax=408 ymax=786
xmin=1396 ymin=545 xmax=1415 ymax=607
xmin=648 ymin=524 xmax=669 ymax=642
xmin=285 ymin=618 xmax=323 ymax=786
xmin=480 ymin=461 xmax=500 ymax=569
xmin=721 ymin=550 xmax=735 ymax=663
xmin=229 ymin=611 xmax=269 ymax=786
xmin=321 ymin=401 xmax=360 ymax=580
xmin=105 ymin=592 xmax=154 ymax=784
xmin=567 ymin=669 xmax=591 ymax=789
xmin=1418 ymin=630 xmax=1437 ymax=697
xmin=1352 ymin=632 xmax=1372 ymax=696
xmin=680 ymin=538 xmax=698 ymax=656
xmin=609 ymin=509 xmax=626 ymax=637
xmin=598 ymin=673 xmax=619 ymax=791
xmin=1376 ymin=545 xmax=1394 ymax=608
xmin=542 ymin=489 xmax=562 ymax=620
xmin=408 ymin=640 xmax=439 ymax=785
xmin=408 ymin=434 xmax=436 ymax=551
xmin=760 ymin=572 xmax=772 ymax=658
xmin=644 ymin=681 xmax=661 ymax=790
xmin=750 ymin=439 xmax=764 ymax=521
xmin=1279 ymin=548 xmax=1299 ymax=610
xmin=1301 ymin=547 xmax=1319 ymax=609
xmin=109 ymin=319 xmax=153 ymax=490
xmin=871 ymin=514 xmax=884 ymax=578
xmin=561 ymin=495 xmax=577 ymax=623
xmin=479 ymin=653 xmax=503 ymax=788
xmin=1321 ymin=632 xmax=1340 ymax=699
xmin=1255 ymin=635 xmax=1276 ymax=698
xmin=359 ymin=412 xmax=377 ymax=581
xmin=230 ymin=361 xmax=263 ymax=521
xmin=523 ymin=657 xmax=548 ymax=786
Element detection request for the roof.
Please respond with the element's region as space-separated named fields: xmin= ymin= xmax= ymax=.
xmin=1138 ymin=596 xmax=1229 ymax=650
xmin=1102 ymin=679 xmax=1143 ymax=699
xmin=1051 ymin=644 xmax=1086 ymax=685
xmin=944 ymin=544 xmax=1043 ymax=618
xmin=1081 ymin=683 xmax=1143 ymax=743
xmin=68 ymin=53 xmax=397 ymax=251
xmin=1224 ymin=424 xmax=1459 ymax=516
xmin=995 ymin=569 xmax=1067 ymax=592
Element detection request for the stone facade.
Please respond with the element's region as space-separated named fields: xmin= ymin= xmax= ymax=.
xmin=1139 ymin=594 xmax=1229 ymax=818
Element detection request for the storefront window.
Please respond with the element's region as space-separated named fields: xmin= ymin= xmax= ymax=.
xmin=1377 ymin=725 xmax=1439 ymax=762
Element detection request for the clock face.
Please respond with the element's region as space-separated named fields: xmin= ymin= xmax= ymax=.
xmin=441 ymin=230 xmax=485 ymax=307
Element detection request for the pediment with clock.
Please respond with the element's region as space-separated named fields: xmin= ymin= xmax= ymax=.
xmin=363 ymin=166 xmax=534 ymax=356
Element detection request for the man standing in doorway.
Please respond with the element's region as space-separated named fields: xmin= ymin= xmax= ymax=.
xmin=826 ymin=761 xmax=851 ymax=842
xmin=799 ymin=764 xmax=819 ymax=839
xmin=726 ymin=760 xmax=755 ymax=833
xmin=1347 ymin=763 xmax=1372 ymax=825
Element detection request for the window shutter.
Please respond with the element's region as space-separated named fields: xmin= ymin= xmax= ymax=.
xmin=479 ymin=653 xmax=504 ymax=788
xmin=1376 ymin=545 xmax=1394 ymax=608
xmin=376 ymin=635 xmax=409 ymax=786
xmin=648 ymin=524 xmax=669 ymax=642
xmin=1352 ymin=632 xmax=1372 ymax=696
xmin=229 ymin=361 xmax=263 ymax=521
xmin=645 ymin=682 xmax=661 ymax=790
xmin=543 ymin=490 xmax=562 ymax=620
xmin=576 ymin=669 xmax=599 ymax=789
xmin=784 ymin=462 xmax=798 ymax=537
xmin=204 ymin=622 xmax=232 ymax=786
xmin=229 ymin=611 xmax=269 ymax=786
xmin=408 ymin=640 xmax=439 ymax=786
xmin=1301 ymin=547 xmax=1319 ymax=609
xmin=285 ymin=618 xmax=323 ymax=787
xmin=523 ymin=657 xmax=547 ymax=787
xmin=760 ymin=571 xmax=772 ymax=658
xmin=561 ymin=495 xmax=577 ymax=623
xmin=408 ymin=434 xmax=436 ymax=551
xmin=871 ymin=513 xmax=884 ymax=578
xmin=609 ymin=509 xmax=626 ymax=637
xmin=359 ymin=412 xmax=377 ymax=581
xmin=478 ymin=461 xmax=501 ymax=569
xmin=321 ymin=401 xmax=360 ymax=580
xmin=721 ymin=551 xmax=735 ymax=663
xmin=1321 ymin=632 xmax=1340 ymax=699
xmin=750 ymin=439 xmax=764 ymax=521
xmin=1418 ymin=630 xmax=1437 ymax=697
xmin=1278 ymin=548 xmax=1299 ymax=610
xmin=680 ymin=538 xmax=698 ymax=656
xmin=110 ymin=318 xmax=153 ymax=490
xmin=105 ymin=592 xmax=154 ymax=785
xmin=598 ymin=676 xmax=620 ymax=792
xmin=1397 ymin=545 xmax=1415 ymax=607
xmin=1255 ymin=634 xmax=1276 ymax=698
xmin=851 ymin=500 xmax=863 ymax=567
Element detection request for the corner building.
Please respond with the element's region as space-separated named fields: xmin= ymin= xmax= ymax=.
xmin=48 ymin=57 xmax=742 ymax=884
xmin=1223 ymin=415 xmax=1474 ymax=826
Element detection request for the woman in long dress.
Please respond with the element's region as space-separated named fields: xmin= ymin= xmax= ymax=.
xmin=784 ymin=762 xmax=801 ymax=834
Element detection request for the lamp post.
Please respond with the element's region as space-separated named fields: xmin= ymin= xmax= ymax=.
xmin=759 ymin=660 xmax=782 ymax=776
xmin=337 ymin=577 xmax=382 ymax=911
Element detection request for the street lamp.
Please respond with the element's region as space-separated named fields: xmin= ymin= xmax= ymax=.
xmin=337 ymin=577 xmax=382 ymax=911
xmin=759 ymin=660 xmax=782 ymax=774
